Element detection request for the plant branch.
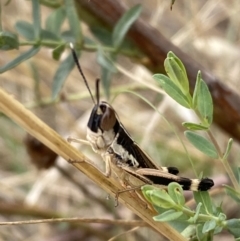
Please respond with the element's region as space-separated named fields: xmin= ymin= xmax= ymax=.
xmin=0 ymin=217 xmax=147 ymax=227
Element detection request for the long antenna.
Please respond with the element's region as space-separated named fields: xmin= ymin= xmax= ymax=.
xmin=69 ymin=43 xmax=95 ymax=105
xmin=96 ymin=78 xmax=100 ymax=106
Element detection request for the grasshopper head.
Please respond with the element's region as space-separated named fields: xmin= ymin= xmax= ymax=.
xmin=87 ymin=101 xmax=117 ymax=132
xmin=87 ymin=101 xmax=119 ymax=152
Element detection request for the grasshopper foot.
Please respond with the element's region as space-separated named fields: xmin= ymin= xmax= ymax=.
xmin=68 ymin=159 xmax=84 ymax=164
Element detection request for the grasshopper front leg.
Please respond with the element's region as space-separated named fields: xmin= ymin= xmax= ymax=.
xmin=67 ymin=136 xmax=89 ymax=165
xmin=67 ymin=136 xmax=91 ymax=147
xmin=68 ymin=136 xmax=113 ymax=178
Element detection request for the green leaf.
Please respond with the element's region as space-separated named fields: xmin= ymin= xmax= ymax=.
xmin=91 ymin=26 xmax=138 ymax=54
xmin=15 ymin=21 xmax=60 ymax=41
xmin=193 ymin=71 xmax=201 ymax=109
xmin=153 ymin=74 xmax=191 ymax=108
xmin=214 ymin=225 xmax=223 ymax=235
xmin=52 ymin=51 xmax=77 ymax=99
xmin=15 ymin=21 xmax=35 ymax=40
xmin=29 ymin=62 xmax=41 ymax=100
xmin=52 ymin=44 xmax=66 ymax=60
xmin=153 ymin=204 xmax=189 ymax=223
xmin=39 ymin=0 xmax=61 ymax=8
xmin=181 ymin=225 xmax=196 ymax=239
xmin=238 ymin=167 xmax=240 ymax=185
xmin=40 ymin=29 xmax=60 ymax=42
xmin=193 ymin=191 xmax=213 ymax=215
xmin=112 ymin=4 xmax=142 ymax=50
xmin=218 ymin=212 xmax=226 ymax=221
xmin=168 ymin=182 xmax=185 ymax=205
xmin=90 ymin=27 xmax=112 ymax=46
xmin=0 ymin=31 xmax=19 ymax=50
xmin=196 ymin=78 xmax=213 ymax=125
xmin=167 ymin=52 xmax=187 ymax=80
xmin=32 ymin=0 xmax=41 ymax=39
xmin=154 ymin=210 xmax=183 ymax=222
xmin=224 ymin=185 xmax=240 ymax=204
xmin=202 ymin=219 xmax=216 ymax=233
xmin=83 ymin=37 xmax=96 ymax=46
xmin=100 ymin=65 xmax=113 ymax=99
xmin=65 ymin=0 xmax=82 ymax=45
xmin=0 ymin=46 xmax=40 ymax=73
xmin=61 ymin=30 xmax=75 ymax=43
xmin=185 ymin=131 xmax=218 ymax=158
xmin=223 ymin=138 xmax=233 ymax=160
xmin=147 ymin=188 xmax=176 ymax=209
xmin=196 ymin=224 xmax=210 ymax=241
xmin=98 ymin=51 xmax=116 ymax=99
xmin=97 ymin=48 xmax=117 ymax=73
xmin=169 ymin=221 xmax=189 ymax=233
xmin=165 ymin=52 xmax=189 ymax=95
xmin=182 ymin=122 xmax=209 ymax=131
xmin=188 ymin=202 xmax=202 ymax=223
xmin=226 ymin=219 xmax=240 ymax=238
xmin=141 ymin=185 xmax=156 ymax=203
xmin=45 ymin=6 xmax=66 ymax=36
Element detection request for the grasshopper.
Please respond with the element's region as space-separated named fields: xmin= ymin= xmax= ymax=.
xmin=68 ymin=44 xmax=214 ymax=202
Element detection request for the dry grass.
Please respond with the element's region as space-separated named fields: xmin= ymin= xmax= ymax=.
xmin=0 ymin=0 xmax=240 ymax=240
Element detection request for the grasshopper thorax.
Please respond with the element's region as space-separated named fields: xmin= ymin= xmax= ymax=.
xmin=87 ymin=101 xmax=119 ymax=153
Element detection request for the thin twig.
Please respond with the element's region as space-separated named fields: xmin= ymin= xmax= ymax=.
xmin=0 ymin=217 xmax=147 ymax=227
xmin=109 ymin=227 xmax=140 ymax=241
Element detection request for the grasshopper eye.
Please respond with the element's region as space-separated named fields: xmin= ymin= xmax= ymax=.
xmin=100 ymin=105 xmax=116 ymax=131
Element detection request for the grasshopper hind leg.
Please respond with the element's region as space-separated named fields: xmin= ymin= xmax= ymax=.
xmin=140 ymin=172 xmax=214 ymax=191
xmin=133 ymin=168 xmax=214 ymax=191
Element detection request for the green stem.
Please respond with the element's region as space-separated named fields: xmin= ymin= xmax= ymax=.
xmin=83 ymin=44 xmax=142 ymax=57
xmin=20 ymin=40 xmax=63 ymax=48
xmin=194 ymin=109 xmax=240 ymax=191
xmin=19 ymin=41 xmax=142 ymax=58
xmin=0 ymin=1 xmax=2 ymax=31
xmin=206 ymin=130 xmax=221 ymax=155
xmin=206 ymin=130 xmax=240 ymax=191
xmin=221 ymin=157 xmax=240 ymax=191
xmin=181 ymin=206 xmax=226 ymax=228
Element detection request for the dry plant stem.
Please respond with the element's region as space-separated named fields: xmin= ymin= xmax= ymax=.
xmin=0 ymin=218 xmax=147 ymax=227
xmin=109 ymin=227 xmax=140 ymax=241
xmin=0 ymin=88 xmax=187 ymax=241
xmin=207 ymin=130 xmax=239 ymax=191
xmin=0 ymin=204 xmax=110 ymax=239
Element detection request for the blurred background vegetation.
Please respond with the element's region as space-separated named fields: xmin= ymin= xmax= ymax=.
xmin=0 ymin=0 xmax=240 ymax=240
